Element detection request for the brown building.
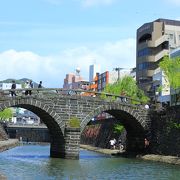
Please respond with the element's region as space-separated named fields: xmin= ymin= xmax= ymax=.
xmin=136 ymin=18 xmax=180 ymax=98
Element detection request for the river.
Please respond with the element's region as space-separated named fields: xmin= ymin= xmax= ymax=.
xmin=0 ymin=144 xmax=179 ymax=179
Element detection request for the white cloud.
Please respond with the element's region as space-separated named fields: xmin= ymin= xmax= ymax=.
xmin=166 ymin=0 xmax=180 ymax=5
xmin=81 ymin=0 xmax=116 ymax=7
xmin=0 ymin=38 xmax=136 ymax=88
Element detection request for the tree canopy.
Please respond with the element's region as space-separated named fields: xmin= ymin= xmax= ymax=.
xmin=159 ymin=56 xmax=180 ymax=90
xmin=0 ymin=108 xmax=13 ymax=122
xmin=101 ymin=76 xmax=149 ymax=104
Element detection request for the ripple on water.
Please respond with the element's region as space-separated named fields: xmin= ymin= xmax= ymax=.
xmin=0 ymin=145 xmax=179 ymax=180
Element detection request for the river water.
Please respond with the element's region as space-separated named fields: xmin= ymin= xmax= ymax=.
xmin=0 ymin=144 xmax=179 ymax=180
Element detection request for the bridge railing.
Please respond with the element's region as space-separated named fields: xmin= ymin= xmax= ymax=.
xmin=0 ymin=88 xmax=146 ymax=106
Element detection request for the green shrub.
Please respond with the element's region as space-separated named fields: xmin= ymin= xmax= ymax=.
xmin=68 ymin=117 xmax=80 ymax=128
xmin=113 ymin=123 xmax=124 ymax=134
xmin=173 ymin=123 xmax=180 ymax=129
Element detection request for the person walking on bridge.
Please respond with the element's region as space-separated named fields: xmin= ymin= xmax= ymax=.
xmin=11 ymin=80 xmax=17 ymax=97
xmin=38 ymin=81 xmax=42 ymax=88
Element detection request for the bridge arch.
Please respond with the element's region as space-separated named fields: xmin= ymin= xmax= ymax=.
xmin=81 ymin=103 xmax=150 ymax=153
xmin=0 ymin=98 xmax=66 ymax=158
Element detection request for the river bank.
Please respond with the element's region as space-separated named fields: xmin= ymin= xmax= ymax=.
xmin=0 ymin=139 xmax=19 ymax=179
xmin=0 ymin=139 xmax=19 ymax=152
xmin=138 ymin=154 xmax=180 ymax=165
xmin=80 ymin=144 xmax=180 ymax=165
xmin=80 ymin=144 xmax=121 ymax=155
xmin=0 ymin=140 xmax=179 ymax=165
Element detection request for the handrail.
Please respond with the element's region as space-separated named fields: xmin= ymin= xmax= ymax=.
xmin=0 ymin=88 xmax=145 ymax=105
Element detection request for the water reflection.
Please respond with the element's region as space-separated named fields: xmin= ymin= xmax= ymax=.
xmin=0 ymin=144 xmax=179 ymax=180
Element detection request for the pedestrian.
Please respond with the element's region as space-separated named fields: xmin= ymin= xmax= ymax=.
xmin=10 ymin=80 xmax=17 ymax=97
xmin=144 ymin=138 xmax=149 ymax=148
xmin=29 ymin=80 xmax=34 ymax=88
xmin=29 ymin=80 xmax=33 ymax=95
xmin=38 ymin=81 xmax=42 ymax=88
xmin=109 ymin=138 xmax=116 ymax=150
xmin=24 ymin=80 xmax=30 ymax=95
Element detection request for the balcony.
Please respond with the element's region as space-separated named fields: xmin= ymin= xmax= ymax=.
xmin=138 ymin=35 xmax=169 ymax=49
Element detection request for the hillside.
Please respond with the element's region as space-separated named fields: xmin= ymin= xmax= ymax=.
xmin=0 ymin=78 xmax=39 ymax=88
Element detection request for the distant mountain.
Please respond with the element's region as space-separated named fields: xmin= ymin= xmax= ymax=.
xmin=0 ymin=78 xmax=39 ymax=88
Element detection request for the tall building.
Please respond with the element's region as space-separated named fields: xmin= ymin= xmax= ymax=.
xmin=136 ymin=18 xmax=180 ymax=98
xmin=63 ymin=69 xmax=89 ymax=90
xmin=89 ymin=64 xmax=101 ymax=83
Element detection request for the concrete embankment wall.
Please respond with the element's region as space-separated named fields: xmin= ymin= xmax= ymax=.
xmin=81 ymin=118 xmax=126 ymax=149
xmin=6 ymin=126 xmax=50 ymax=142
xmin=150 ymin=105 xmax=180 ymax=157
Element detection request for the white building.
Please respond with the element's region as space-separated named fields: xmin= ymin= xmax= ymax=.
xmin=170 ymin=46 xmax=180 ymax=58
xmin=89 ymin=64 xmax=101 ymax=83
xmin=11 ymin=108 xmax=40 ymax=125
xmin=153 ymin=68 xmax=170 ymax=103
xmin=0 ymin=83 xmax=22 ymax=90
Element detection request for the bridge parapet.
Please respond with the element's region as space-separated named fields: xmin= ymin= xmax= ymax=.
xmin=0 ymin=88 xmax=147 ymax=107
xmin=0 ymin=88 xmax=151 ymax=159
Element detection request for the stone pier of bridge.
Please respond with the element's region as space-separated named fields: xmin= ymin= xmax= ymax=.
xmin=0 ymin=88 xmax=151 ymax=159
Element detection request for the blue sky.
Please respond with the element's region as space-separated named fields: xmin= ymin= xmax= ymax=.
xmin=0 ymin=0 xmax=180 ymax=87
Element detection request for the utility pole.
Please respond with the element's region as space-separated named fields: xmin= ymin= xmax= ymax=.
xmin=114 ymin=68 xmax=124 ymax=81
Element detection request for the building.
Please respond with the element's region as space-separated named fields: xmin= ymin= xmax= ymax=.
xmin=11 ymin=108 xmax=40 ymax=125
xmin=0 ymin=83 xmax=21 ymax=90
xmin=129 ymin=67 xmax=136 ymax=80
xmin=152 ymin=46 xmax=180 ymax=105
xmin=136 ymin=18 xmax=180 ymax=98
xmin=152 ymin=67 xmax=170 ymax=104
xmin=89 ymin=64 xmax=101 ymax=83
xmin=63 ymin=68 xmax=90 ymax=90
xmin=170 ymin=46 xmax=180 ymax=58
xmin=96 ymin=69 xmax=132 ymax=92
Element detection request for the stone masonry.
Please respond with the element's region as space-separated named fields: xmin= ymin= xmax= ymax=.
xmin=0 ymin=90 xmax=150 ymax=159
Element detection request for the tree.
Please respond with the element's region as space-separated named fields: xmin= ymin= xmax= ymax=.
xmin=101 ymin=76 xmax=149 ymax=104
xmin=0 ymin=108 xmax=13 ymax=122
xmin=159 ymin=56 xmax=180 ymax=105
xmin=159 ymin=56 xmax=180 ymax=90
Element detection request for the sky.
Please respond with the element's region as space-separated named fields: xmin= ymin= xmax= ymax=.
xmin=0 ymin=0 xmax=180 ymax=87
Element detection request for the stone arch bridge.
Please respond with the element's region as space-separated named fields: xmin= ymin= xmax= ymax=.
xmin=0 ymin=88 xmax=151 ymax=159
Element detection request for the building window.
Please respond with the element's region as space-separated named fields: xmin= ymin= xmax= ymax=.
xmin=138 ymin=62 xmax=151 ymax=70
xmin=103 ymin=77 xmax=106 ymax=82
xmin=169 ymin=34 xmax=173 ymax=40
xmin=138 ymin=48 xmax=151 ymax=57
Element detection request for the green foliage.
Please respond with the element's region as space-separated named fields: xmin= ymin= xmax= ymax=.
xmin=172 ymin=123 xmax=180 ymax=129
xmin=157 ymin=86 xmax=163 ymax=93
xmin=68 ymin=116 xmax=80 ymax=128
xmin=113 ymin=123 xmax=125 ymax=134
xmin=101 ymin=76 xmax=149 ymax=103
xmin=159 ymin=56 xmax=180 ymax=90
xmin=0 ymin=108 xmax=13 ymax=121
xmin=168 ymin=121 xmax=180 ymax=131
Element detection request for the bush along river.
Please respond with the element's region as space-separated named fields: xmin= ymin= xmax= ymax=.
xmin=0 ymin=144 xmax=180 ymax=180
